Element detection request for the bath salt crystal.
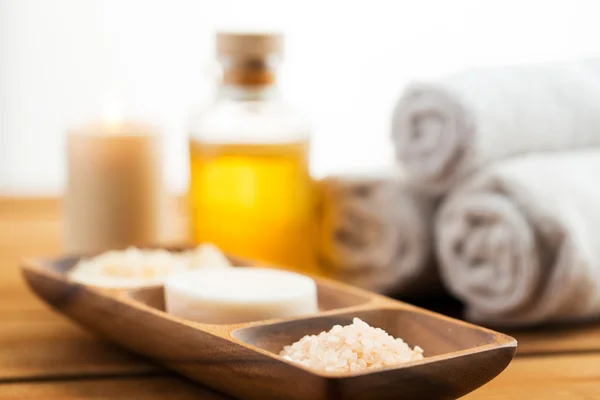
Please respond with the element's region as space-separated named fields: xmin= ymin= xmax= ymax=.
xmin=68 ymin=244 xmax=232 ymax=288
xmin=184 ymin=243 xmax=232 ymax=269
xmin=327 ymin=335 xmax=340 ymax=343
xmin=279 ymin=318 xmax=424 ymax=373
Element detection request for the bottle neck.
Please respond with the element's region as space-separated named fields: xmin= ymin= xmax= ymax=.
xmin=217 ymin=83 xmax=280 ymax=101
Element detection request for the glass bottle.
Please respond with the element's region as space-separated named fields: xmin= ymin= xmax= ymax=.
xmin=188 ymin=32 xmax=314 ymax=270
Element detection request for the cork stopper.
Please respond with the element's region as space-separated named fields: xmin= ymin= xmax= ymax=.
xmin=216 ymin=32 xmax=284 ymax=61
xmin=216 ymin=32 xmax=283 ymax=85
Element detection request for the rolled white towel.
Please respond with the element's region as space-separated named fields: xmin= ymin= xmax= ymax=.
xmin=436 ymin=150 xmax=600 ymax=327
xmin=391 ymin=59 xmax=600 ymax=194
xmin=317 ymin=171 xmax=437 ymax=295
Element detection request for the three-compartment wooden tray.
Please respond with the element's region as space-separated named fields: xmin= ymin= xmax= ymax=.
xmin=22 ymin=253 xmax=517 ymax=400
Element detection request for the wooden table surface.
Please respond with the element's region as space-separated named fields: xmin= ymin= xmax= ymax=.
xmin=1 ymin=197 xmax=600 ymax=399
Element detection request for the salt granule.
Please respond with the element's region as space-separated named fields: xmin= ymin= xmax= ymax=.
xmin=279 ymin=318 xmax=424 ymax=373
xmin=68 ymin=244 xmax=231 ymax=288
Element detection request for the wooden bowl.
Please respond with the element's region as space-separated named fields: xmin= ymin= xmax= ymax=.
xmin=21 ymin=254 xmax=517 ymax=400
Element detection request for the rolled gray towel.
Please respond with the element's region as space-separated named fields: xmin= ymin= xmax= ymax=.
xmin=436 ymin=150 xmax=600 ymax=327
xmin=391 ymin=59 xmax=600 ymax=194
xmin=317 ymin=171 xmax=438 ymax=296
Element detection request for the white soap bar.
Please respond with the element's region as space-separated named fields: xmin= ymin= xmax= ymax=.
xmin=165 ymin=268 xmax=318 ymax=324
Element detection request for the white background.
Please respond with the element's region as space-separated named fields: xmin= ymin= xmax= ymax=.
xmin=1 ymin=0 xmax=599 ymax=194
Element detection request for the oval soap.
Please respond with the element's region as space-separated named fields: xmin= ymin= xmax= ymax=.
xmin=164 ymin=268 xmax=318 ymax=324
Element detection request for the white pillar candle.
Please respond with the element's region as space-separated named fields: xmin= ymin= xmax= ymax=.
xmin=65 ymin=119 xmax=165 ymax=254
xmin=165 ymin=268 xmax=318 ymax=324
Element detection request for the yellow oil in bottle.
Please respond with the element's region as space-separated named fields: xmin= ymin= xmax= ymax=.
xmin=189 ymin=139 xmax=314 ymax=269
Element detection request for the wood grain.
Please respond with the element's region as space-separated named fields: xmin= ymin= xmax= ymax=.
xmin=3 ymin=196 xmax=600 ymax=399
xmin=466 ymin=353 xmax=600 ymax=399
xmin=511 ymin=323 xmax=600 ymax=355
xmin=0 ymin=197 xmax=162 ymax=380
xmin=1 ymin=353 xmax=600 ymax=400
xmin=0 ymin=376 xmax=233 ymax=400
xmin=0 ymin=308 xmax=157 ymax=381
xmin=22 ymin=253 xmax=516 ymax=400
xmin=3 ymin=197 xmax=600 ymax=355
